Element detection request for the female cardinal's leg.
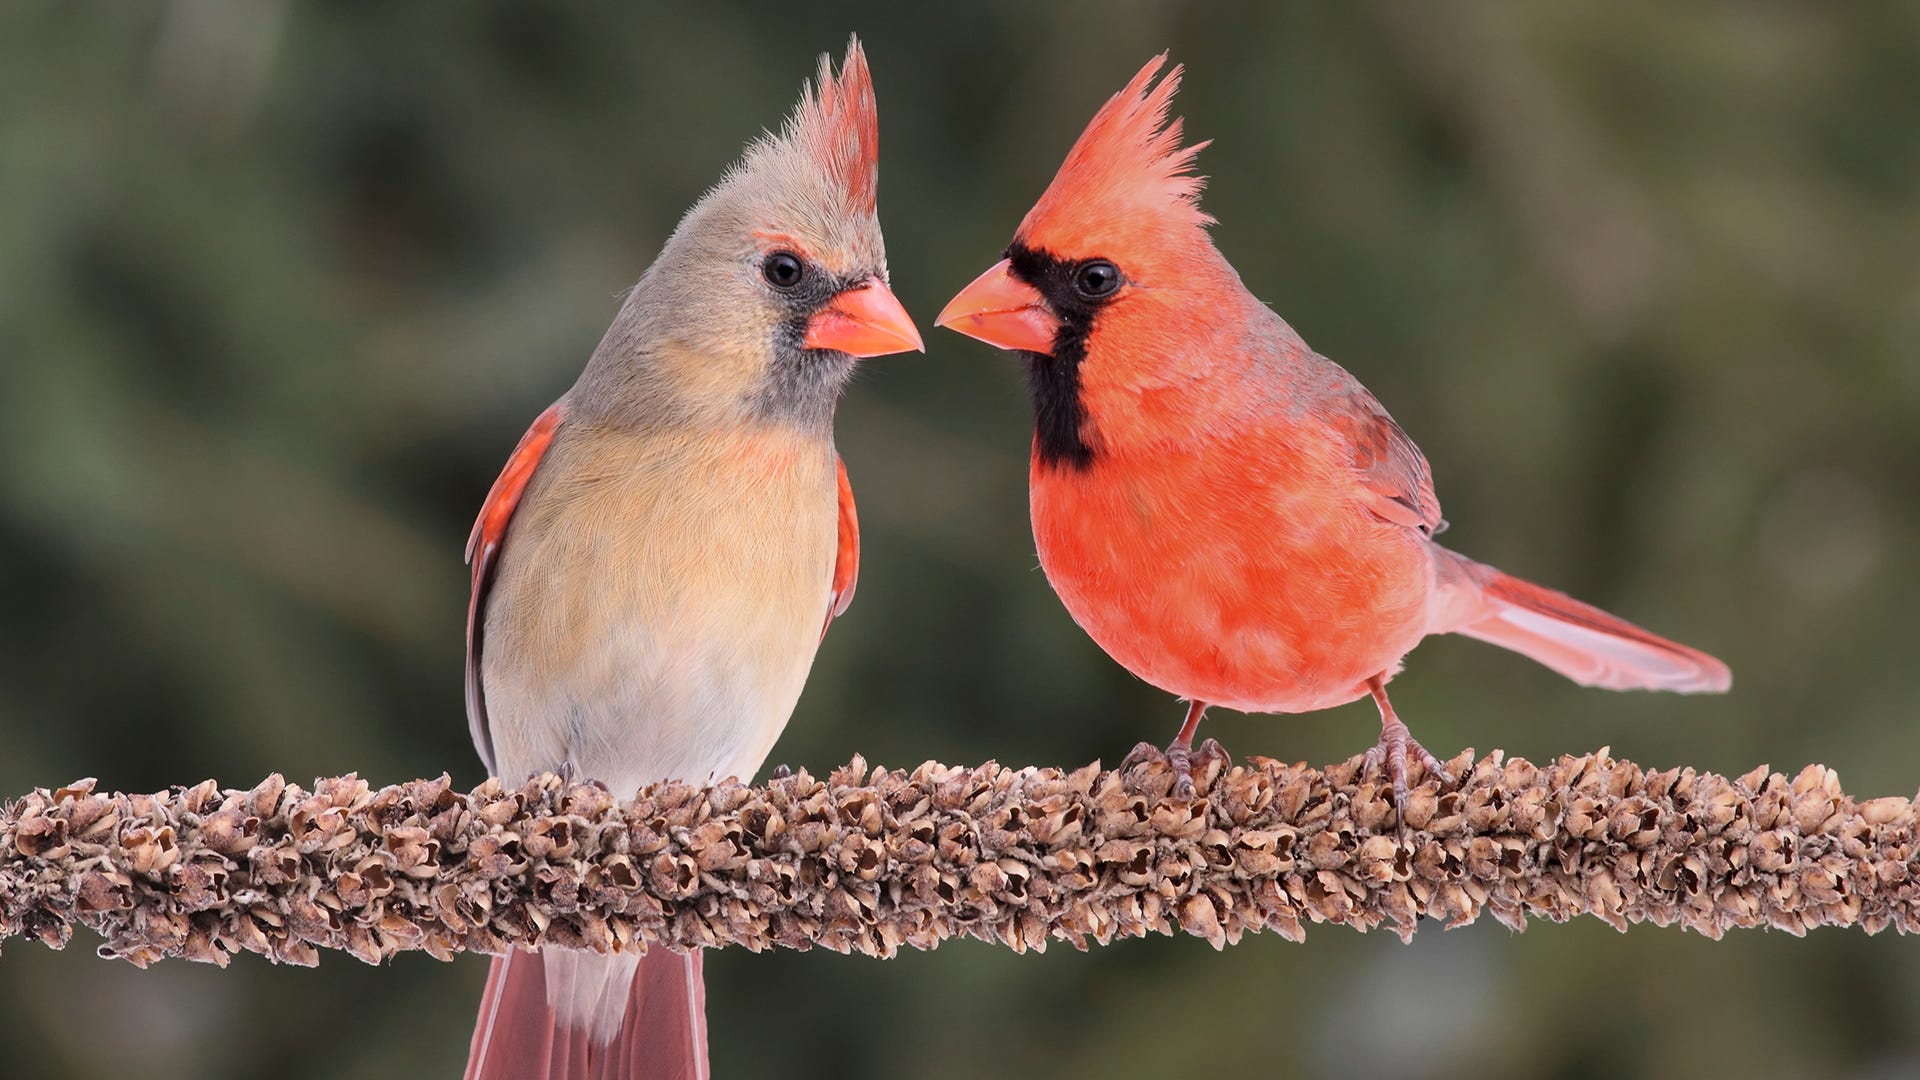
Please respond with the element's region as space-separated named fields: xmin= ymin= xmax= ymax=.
xmin=1122 ymin=700 xmax=1227 ymax=797
xmin=1361 ymin=675 xmax=1449 ymax=813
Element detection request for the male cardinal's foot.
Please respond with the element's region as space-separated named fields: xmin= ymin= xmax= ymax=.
xmin=769 ymin=764 xmax=792 ymax=780
xmin=1362 ymin=676 xmax=1450 ymax=816
xmin=1120 ymin=739 xmax=1229 ymax=798
xmin=1361 ymin=717 xmax=1448 ymax=812
xmin=1119 ymin=740 xmax=1179 ymax=794
xmin=1121 ymin=701 xmax=1221 ymax=797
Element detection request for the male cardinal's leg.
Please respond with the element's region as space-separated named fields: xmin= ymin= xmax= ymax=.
xmin=1360 ymin=675 xmax=1449 ymax=813
xmin=1121 ymin=700 xmax=1226 ymax=797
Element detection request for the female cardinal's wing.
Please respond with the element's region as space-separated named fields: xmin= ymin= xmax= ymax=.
xmin=823 ymin=454 xmax=859 ymax=639
xmin=464 ymin=402 xmax=564 ymax=773
xmin=1326 ymin=386 xmax=1445 ymax=538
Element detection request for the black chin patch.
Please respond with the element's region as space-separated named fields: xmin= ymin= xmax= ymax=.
xmin=1005 ymin=244 xmax=1110 ymax=470
xmin=1022 ymin=345 xmax=1093 ymax=470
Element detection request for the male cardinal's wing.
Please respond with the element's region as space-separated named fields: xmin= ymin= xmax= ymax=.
xmin=823 ymin=453 xmax=859 ymax=639
xmin=1326 ymin=386 xmax=1445 ymax=538
xmin=464 ymin=402 xmax=564 ymax=773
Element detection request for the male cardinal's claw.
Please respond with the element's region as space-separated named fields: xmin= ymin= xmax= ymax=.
xmin=769 ymin=764 xmax=792 ymax=780
xmin=1194 ymin=737 xmax=1232 ymax=771
xmin=1119 ymin=740 xmax=1167 ymax=773
xmin=1362 ymin=718 xmax=1449 ymax=817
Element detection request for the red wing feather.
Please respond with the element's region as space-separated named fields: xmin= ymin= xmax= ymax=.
xmin=465 ymin=402 xmax=564 ymax=773
xmin=1333 ymin=390 xmax=1445 ymax=537
xmin=823 ymin=454 xmax=859 ymax=640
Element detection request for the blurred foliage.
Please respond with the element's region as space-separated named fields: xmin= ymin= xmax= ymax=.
xmin=3 ymin=2 xmax=1919 ymax=1078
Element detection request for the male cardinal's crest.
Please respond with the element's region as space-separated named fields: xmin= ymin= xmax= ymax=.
xmin=1021 ymin=55 xmax=1213 ymax=250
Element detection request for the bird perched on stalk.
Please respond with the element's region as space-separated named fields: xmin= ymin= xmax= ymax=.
xmin=462 ymin=38 xmax=920 ymax=1080
xmin=936 ymin=55 xmax=1728 ymax=806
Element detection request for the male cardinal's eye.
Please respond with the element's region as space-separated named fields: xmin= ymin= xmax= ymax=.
xmin=1074 ymin=260 xmax=1122 ymax=299
xmin=762 ymin=251 xmax=805 ymax=289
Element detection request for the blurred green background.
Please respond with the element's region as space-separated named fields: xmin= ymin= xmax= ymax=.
xmin=4 ymin=3 xmax=1919 ymax=1078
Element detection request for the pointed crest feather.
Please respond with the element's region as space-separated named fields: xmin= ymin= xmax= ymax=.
xmin=1019 ymin=54 xmax=1213 ymax=247
xmin=775 ymin=35 xmax=879 ymax=217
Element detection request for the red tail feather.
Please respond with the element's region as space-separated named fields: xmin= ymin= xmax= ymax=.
xmin=467 ymin=949 xmax=709 ymax=1080
xmin=1434 ymin=549 xmax=1730 ymax=693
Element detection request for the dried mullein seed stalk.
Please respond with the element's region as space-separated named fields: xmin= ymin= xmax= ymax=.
xmin=2 ymin=752 xmax=1918 ymax=967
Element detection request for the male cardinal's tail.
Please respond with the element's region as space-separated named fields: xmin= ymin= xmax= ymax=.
xmin=465 ymin=947 xmax=708 ymax=1080
xmin=1431 ymin=548 xmax=1730 ymax=693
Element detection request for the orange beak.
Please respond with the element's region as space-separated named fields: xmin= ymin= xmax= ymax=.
xmin=803 ymin=279 xmax=925 ymax=358
xmin=934 ymin=258 xmax=1063 ymax=355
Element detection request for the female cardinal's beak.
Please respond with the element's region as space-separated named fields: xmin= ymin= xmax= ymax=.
xmin=934 ymin=259 xmax=1063 ymax=355
xmin=804 ymin=279 xmax=925 ymax=358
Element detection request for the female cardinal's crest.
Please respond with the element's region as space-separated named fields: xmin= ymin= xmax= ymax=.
xmin=779 ymin=37 xmax=880 ymax=218
xmin=1019 ymin=54 xmax=1213 ymax=248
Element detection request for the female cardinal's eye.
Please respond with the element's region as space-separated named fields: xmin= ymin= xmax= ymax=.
xmin=1074 ymin=260 xmax=1122 ymax=299
xmin=762 ymin=251 xmax=805 ymax=289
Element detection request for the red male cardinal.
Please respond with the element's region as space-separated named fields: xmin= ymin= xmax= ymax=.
xmin=936 ymin=56 xmax=1728 ymax=805
xmin=462 ymin=39 xmax=919 ymax=1080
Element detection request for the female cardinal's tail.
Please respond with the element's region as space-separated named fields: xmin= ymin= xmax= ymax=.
xmin=1431 ymin=548 xmax=1730 ymax=693
xmin=465 ymin=947 xmax=709 ymax=1080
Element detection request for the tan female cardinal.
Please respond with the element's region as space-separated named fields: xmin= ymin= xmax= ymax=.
xmin=462 ymin=39 xmax=919 ymax=1080
xmin=936 ymin=56 xmax=1728 ymax=806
